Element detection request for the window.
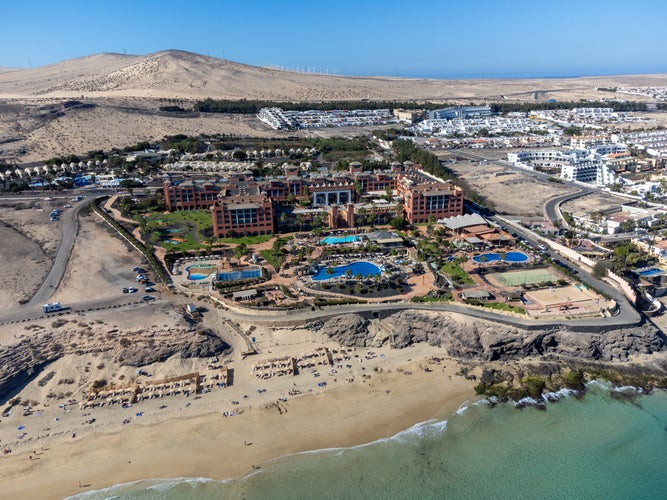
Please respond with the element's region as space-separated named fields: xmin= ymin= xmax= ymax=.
xmin=230 ymin=208 xmax=257 ymax=225
xmin=427 ymin=195 xmax=450 ymax=211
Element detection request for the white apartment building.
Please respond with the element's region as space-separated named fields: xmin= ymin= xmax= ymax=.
xmin=508 ymin=148 xmax=618 ymax=186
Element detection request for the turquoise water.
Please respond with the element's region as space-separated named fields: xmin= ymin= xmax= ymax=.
xmin=217 ymin=268 xmax=262 ymax=282
xmin=636 ymin=267 xmax=665 ymax=277
xmin=185 ymin=264 xmax=216 ymax=281
xmin=473 ymin=251 xmax=529 ymax=263
xmin=320 ymin=235 xmax=360 ymax=245
xmin=312 ymin=261 xmax=381 ymax=281
xmin=69 ymin=385 xmax=667 ymax=499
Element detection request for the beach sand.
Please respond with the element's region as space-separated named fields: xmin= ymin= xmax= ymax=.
xmin=0 ymin=341 xmax=475 ymax=499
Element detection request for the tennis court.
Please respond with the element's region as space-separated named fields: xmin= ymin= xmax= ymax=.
xmin=490 ymin=268 xmax=560 ymax=287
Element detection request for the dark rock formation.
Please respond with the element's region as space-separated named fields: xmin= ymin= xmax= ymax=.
xmin=313 ymin=311 xmax=665 ymax=362
xmin=0 ymin=325 xmax=231 ymax=402
xmin=309 ymin=314 xmax=371 ymax=347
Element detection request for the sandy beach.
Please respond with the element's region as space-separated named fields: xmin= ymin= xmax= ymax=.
xmin=2 ymin=48 xmax=665 ymax=499
xmin=0 ymin=339 xmax=475 ymax=499
xmin=0 ymin=206 xmax=477 ymax=498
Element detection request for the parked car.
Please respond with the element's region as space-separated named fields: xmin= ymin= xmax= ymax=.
xmin=145 ymin=287 xmax=156 ymax=293
xmin=141 ymin=295 xmax=155 ymax=301
xmin=122 ymin=287 xmax=129 ymax=293
xmin=127 ymin=287 xmax=138 ymax=293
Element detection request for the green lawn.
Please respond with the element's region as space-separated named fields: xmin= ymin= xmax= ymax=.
xmin=260 ymin=249 xmax=284 ymax=269
xmin=480 ymin=302 xmax=526 ymax=314
xmin=136 ymin=210 xmax=274 ymax=253
xmin=137 ymin=209 xmax=213 ymax=252
xmin=137 ymin=209 xmax=212 ymax=229
xmin=219 ymin=234 xmax=273 ymax=245
xmin=411 ymin=294 xmax=453 ymax=303
xmin=440 ymin=262 xmax=474 ymax=285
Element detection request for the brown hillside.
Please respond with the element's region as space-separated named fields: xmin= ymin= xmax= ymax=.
xmin=1 ymin=49 xmax=666 ymax=101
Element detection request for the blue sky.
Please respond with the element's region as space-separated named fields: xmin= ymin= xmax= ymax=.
xmin=1 ymin=0 xmax=665 ymax=78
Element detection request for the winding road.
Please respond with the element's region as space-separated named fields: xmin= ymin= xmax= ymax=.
xmin=0 ymin=173 xmax=647 ymax=333
xmin=26 ymin=197 xmax=90 ymax=308
xmin=0 ymin=192 xmax=106 ymax=322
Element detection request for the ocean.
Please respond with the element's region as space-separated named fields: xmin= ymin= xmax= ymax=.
xmin=69 ymin=384 xmax=667 ymax=500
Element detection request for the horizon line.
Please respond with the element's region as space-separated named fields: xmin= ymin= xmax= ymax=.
xmin=1 ymin=49 xmax=665 ymax=82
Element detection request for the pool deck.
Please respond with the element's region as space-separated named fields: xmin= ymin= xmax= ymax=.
xmin=165 ymin=236 xmax=610 ymax=320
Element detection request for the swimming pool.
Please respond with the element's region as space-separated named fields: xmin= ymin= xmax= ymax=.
xmin=472 ymin=251 xmax=529 ymax=263
xmin=186 ymin=264 xmax=217 ymax=280
xmin=320 ymin=235 xmax=360 ymax=245
xmin=636 ymin=268 xmax=665 ymax=277
xmin=217 ymin=268 xmax=262 ymax=282
xmin=312 ymin=261 xmax=381 ymax=281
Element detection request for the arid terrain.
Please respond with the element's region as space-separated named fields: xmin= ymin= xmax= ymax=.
xmin=0 ymin=50 xmax=666 ymax=163
xmin=1 ymin=50 xmax=666 ymax=498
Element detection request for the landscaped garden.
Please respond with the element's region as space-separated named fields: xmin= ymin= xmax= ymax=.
xmin=136 ymin=209 xmax=213 ymax=252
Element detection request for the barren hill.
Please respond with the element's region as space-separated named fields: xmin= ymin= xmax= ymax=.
xmin=1 ymin=49 xmax=666 ymax=102
xmin=1 ymin=50 xmax=666 ymax=164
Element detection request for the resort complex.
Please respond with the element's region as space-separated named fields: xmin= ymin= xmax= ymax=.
xmin=163 ymin=162 xmax=464 ymax=236
xmin=1 ymin=47 xmax=667 ymax=500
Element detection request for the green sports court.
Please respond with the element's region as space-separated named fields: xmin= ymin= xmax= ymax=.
xmin=489 ymin=268 xmax=560 ymax=287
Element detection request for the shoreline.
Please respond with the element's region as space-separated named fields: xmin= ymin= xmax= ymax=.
xmin=1 ymin=346 xmax=476 ymax=499
xmin=63 ymin=380 xmax=667 ymax=499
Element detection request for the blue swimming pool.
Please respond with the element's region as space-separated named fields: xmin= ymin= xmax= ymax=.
xmin=217 ymin=268 xmax=262 ymax=282
xmin=636 ymin=268 xmax=665 ymax=277
xmin=320 ymin=235 xmax=360 ymax=245
xmin=312 ymin=261 xmax=381 ymax=281
xmin=186 ymin=264 xmax=217 ymax=281
xmin=472 ymin=251 xmax=529 ymax=263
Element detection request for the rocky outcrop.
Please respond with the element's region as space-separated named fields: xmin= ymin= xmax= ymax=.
xmin=312 ymin=311 xmax=665 ymax=362
xmin=0 ymin=325 xmax=231 ymax=401
xmin=306 ymin=315 xmax=371 ymax=347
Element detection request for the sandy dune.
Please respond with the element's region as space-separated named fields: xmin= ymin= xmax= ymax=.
xmin=0 ymin=50 xmax=665 ymax=163
xmin=0 ymin=49 xmax=665 ymax=102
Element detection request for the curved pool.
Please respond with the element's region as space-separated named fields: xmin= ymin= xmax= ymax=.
xmin=186 ymin=264 xmax=217 ymax=281
xmin=472 ymin=251 xmax=529 ymax=263
xmin=312 ymin=261 xmax=381 ymax=281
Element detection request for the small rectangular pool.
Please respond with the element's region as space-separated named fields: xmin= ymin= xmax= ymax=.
xmin=217 ymin=268 xmax=262 ymax=282
xmin=320 ymin=235 xmax=360 ymax=245
xmin=636 ymin=268 xmax=665 ymax=277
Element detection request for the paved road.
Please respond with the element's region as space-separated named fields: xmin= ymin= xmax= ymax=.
xmin=26 ymin=198 xmax=93 ymax=308
xmin=0 ymin=295 xmax=155 ymax=325
xmin=220 ymin=298 xmax=642 ymax=331
xmin=0 ymin=194 xmax=102 ymax=322
xmin=543 ymin=185 xmax=594 ymax=223
xmin=0 ymin=162 xmax=645 ymax=332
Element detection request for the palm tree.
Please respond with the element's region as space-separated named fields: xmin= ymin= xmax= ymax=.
xmin=139 ymin=216 xmax=148 ymax=234
xmin=295 ymin=214 xmax=305 ymax=232
xmin=354 ymin=180 xmax=363 ymax=200
xmin=234 ymin=243 xmax=248 ymax=259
